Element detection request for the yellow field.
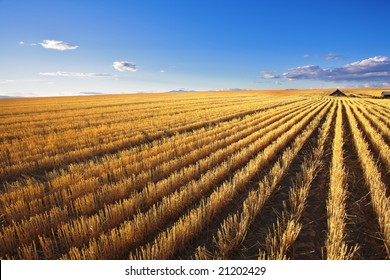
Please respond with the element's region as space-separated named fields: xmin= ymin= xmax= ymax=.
xmin=0 ymin=89 xmax=389 ymax=260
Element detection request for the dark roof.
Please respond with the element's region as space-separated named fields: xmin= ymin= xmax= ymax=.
xmin=330 ymin=89 xmax=346 ymax=96
xmin=382 ymin=91 xmax=390 ymax=97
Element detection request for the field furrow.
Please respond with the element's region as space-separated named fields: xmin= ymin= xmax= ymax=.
xmin=0 ymin=98 xmax=303 ymax=182
xmin=196 ymin=101 xmax=334 ymax=260
xmin=127 ymin=102 xmax=330 ymax=260
xmin=254 ymin=100 xmax=336 ymax=260
xmin=1 ymin=91 xmax=388 ymax=260
xmin=354 ymin=102 xmax=390 ymax=143
xmin=1 ymin=99 xmax=314 ymax=216
xmin=347 ymin=101 xmax=390 ymax=170
xmin=344 ymin=101 xmax=390 ymax=257
xmin=1 ymin=100 xmax=317 ymax=259
xmin=0 ymin=100 xmax=317 ymax=257
xmin=325 ymin=101 xmax=358 ymax=260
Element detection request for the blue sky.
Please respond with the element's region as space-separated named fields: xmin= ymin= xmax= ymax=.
xmin=1 ymin=0 xmax=390 ymax=97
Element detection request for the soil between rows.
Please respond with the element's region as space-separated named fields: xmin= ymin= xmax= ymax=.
xmin=342 ymin=105 xmax=387 ymax=259
xmin=177 ymin=102 xmax=330 ymax=259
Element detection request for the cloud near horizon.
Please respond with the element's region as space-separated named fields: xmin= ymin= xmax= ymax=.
xmin=0 ymin=79 xmax=15 ymax=84
xmin=39 ymin=71 xmax=113 ymax=77
xmin=39 ymin=40 xmax=78 ymax=51
xmin=263 ymin=56 xmax=390 ymax=84
xmin=113 ymin=61 xmax=137 ymax=72
xmin=261 ymin=71 xmax=281 ymax=79
xmin=324 ymin=53 xmax=343 ymax=61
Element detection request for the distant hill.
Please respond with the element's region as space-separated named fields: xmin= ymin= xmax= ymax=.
xmin=168 ymin=89 xmax=195 ymax=93
xmin=0 ymin=95 xmax=19 ymax=98
xmin=79 ymin=92 xmax=106 ymax=95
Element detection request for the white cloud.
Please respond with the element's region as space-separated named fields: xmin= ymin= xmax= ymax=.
xmin=283 ymin=65 xmax=324 ymax=80
xmin=0 ymin=79 xmax=15 ymax=84
xmin=283 ymin=56 xmax=390 ymax=82
xmin=19 ymin=41 xmax=25 ymax=46
xmin=261 ymin=71 xmax=281 ymax=79
xmin=39 ymin=40 xmax=78 ymax=51
xmin=39 ymin=72 xmax=113 ymax=77
xmin=303 ymin=54 xmax=310 ymax=58
xmin=324 ymin=53 xmax=342 ymax=60
xmin=113 ymin=61 xmax=137 ymax=72
xmin=356 ymin=81 xmax=390 ymax=88
xmin=344 ymin=56 xmax=388 ymax=69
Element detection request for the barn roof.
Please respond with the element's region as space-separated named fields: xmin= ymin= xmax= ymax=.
xmin=382 ymin=91 xmax=390 ymax=97
xmin=330 ymin=89 xmax=346 ymax=96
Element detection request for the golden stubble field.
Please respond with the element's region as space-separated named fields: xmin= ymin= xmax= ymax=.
xmin=0 ymin=89 xmax=389 ymax=260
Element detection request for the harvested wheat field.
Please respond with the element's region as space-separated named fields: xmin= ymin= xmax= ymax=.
xmin=0 ymin=89 xmax=389 ymax=260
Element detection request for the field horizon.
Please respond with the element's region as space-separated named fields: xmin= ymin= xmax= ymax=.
xmin=1 ymin=87 xmax=389 ymax=100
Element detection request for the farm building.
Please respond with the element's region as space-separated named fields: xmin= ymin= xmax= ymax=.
xmin=382 ymin=91 xmax=390 ymax=98
xmin=330 ymin=89 xmax=346 ymax=96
